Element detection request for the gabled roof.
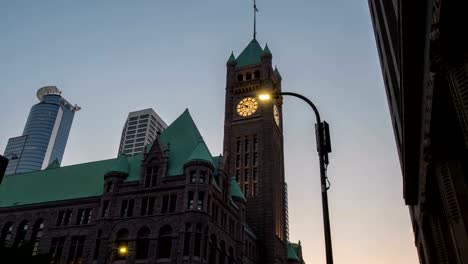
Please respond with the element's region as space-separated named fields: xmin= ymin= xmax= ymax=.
xmin=235 ymin=39 xmax=264 ymax=68
xmin=227 ymin=52 xmax=236 ymax=64
xmin=230 ymin=178 xmax=246 ymax=202
xmin=287 ymin=243 xmax=300 ymax=261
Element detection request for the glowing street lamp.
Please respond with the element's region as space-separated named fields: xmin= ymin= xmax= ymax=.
xmin=118 ymin=245 xmax=128 ymax=256
xmin=258 ymin=91 xmax=334 ymax=264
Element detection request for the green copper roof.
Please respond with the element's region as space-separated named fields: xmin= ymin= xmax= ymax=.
xmin=287 ymin=243 xmax=300 ymax=261
xmin=46 ymin=159 xmax=61 ymax=169
xmin=106 ymin=154 xmax=129 ymax=175
xmin=274 ymin=66 xmax=282 ymax=80
xmin=227 ymin=52 xmax=236 ymax=64
xmin=262 ymin=43 xmax=272 ymax=56
xmin=186 ymin=141 xmax=214 ymax=165
xmin=0 ymin=154 xmax=143 ymax=208
xmin=0 ymin=109 xmax=213 ymax=208
xmin=230 ymin=179 xmax=246 ymax=202
xmin=235 ymin=39 xmax=264 ymax=68
xmin=158 ymin=109 xmax=210 ymax=176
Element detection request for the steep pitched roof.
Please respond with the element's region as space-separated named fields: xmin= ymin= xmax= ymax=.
xmin=235 ymin=39 xmax=264 ymax=68
xmin=287 ymin=243 xmax=300 ymax=262
xmin=46 ymin=159 xmax=61 ymax=169
xmin=274 ymin=66 xmax=282 ymax=80
xmin=230 ymin=178 xmax=246 ymax=202
xmin=187 ymin=141 xmax=214 ymax=165
xmin=0 ymin=154 xmax=143 ymax=208
xmin=158 ymin=109 xmax=211 ymax=176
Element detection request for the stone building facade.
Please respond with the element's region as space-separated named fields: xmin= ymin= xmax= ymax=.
xmin=369 ymin=1 xmax=468 ymax=263
xmin=0 ymin=38 xmax=304 ymax=264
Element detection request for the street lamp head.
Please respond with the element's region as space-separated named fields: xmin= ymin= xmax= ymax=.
xmin=258 ymin=93 xmax=272 ymax=101
xmin=118 ymin=245 xmax=128 ymax=256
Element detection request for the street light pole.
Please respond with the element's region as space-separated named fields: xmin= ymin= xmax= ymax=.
xmin=264 ymin=91 xmax=334 ymax=264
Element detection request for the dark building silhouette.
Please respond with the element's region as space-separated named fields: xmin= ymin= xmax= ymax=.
xmin=0 ymin=38 xmax=305 ymax=264
xmin=369 ymin=1 xmax=468 ymax=263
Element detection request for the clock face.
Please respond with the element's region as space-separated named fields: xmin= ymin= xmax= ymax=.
xmin=237 ymin=97 xmax=259 ymax=117
xmin=274 ymin=104 xmax=280 ymax=126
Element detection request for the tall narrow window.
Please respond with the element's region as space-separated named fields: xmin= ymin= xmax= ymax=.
xmin=253 ymin=136 xmax=258 ymax=151
xmin=219 ymin=240 xmax=226 ymax=264
xmin=228 ymin=247 xmax=234 ymax=264
xmin=244 ymin=169 xmax=249 ymax=182
xmin=199 ymin=171 xmax=206 ymax=183
xmin=244 ymin=154 xmax=249 ymax=166
xmin=31 ymin=219 xmax=45 ymax=255
xmin=148 ymin=197 xmax=155 ymax=215
xmin=236 ymin=155 xmax=240 ymax=168
xmin=235 ymin=169 xmax=240 ymax=181
xmin=197 ymin=192 xmax=205 ymax=210
xmin=190 ymin=170 xmax=197 ymax=183
xmin=253 ymin=153 xmax=258 ymax=166
xmin=136 ymin=227 xmax=150 ymax=259
xmin=76 ymin=209 xmax=85 ymax=225
xmin=245 ymin=138 xmax=250 ymax=152
xmin=56 ymin=211 xmax=65 ymax=226
xmin=115 ymin=229 xmax=129 ymax=261
xmin=63 ymin=210 xmax=72 ymax=226
xmin=194 ymin=224 xmax=202 ymax=257
xmin=84 ymin=208 xmax=93 ymax=224
xmin=49 ymin=237 xmax=65 ymax=264
xmin=93 ymin=230 xmax=102 ymax=260
xmin=244 ymin=183 xmax=249 ymax=197
xmin=141 ymin=197 xmax=149 ymax=216
xmin=161 ymin=195 xmax=169 ymax=213
xmin=66 ymin=235 xmax=85 ymax=264
xmin=145 ymin=166 xmax=159 ymax=188
xmin=102 ymin=200 xmax=110 ymax=217
xmin=188 ymin=191 xmax=194 ymax=209
xmin=0 ymin=222 xmax=13 ymax=246
xmin=128 ymin=199 xmax=135 ymax=217
xmin=236 ymin=138 xmax=241 ymax=153
xmin=158 ymin=226 xmax=173 ymax=259
xmin=183 ymin=223 xmax=192 ymax=256
xmin=120 ymin=200 xmax=128 ymax=217
xmin=169 ymin=194 xmax=177 ymax=212
xmin=207 ymin=196 xmax=211 ymax=213
xmin=106 ymin=181 xmax=113 ymax=192
xmin=208 ymin=235 xmax=217 ymax=264
xmin=14 ymin=220 xmax=29 ymax=246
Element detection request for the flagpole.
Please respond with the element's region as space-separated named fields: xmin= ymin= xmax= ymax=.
xmin=254 ymin=0 xmax=257 ymax=39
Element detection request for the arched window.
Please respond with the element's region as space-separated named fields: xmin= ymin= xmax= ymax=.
xmin=183 ymin=223 xmax=192 ymax=256
xmin=115 ymin=229 xmax=129 ymax=260
xmin=246 ymin=72 xmax=252 ymax=80
xmin=136 ymin=227 xmax=150 ymax=259
xmin=228 ymin=247 xmax=234 ymax=264
xmin=219 ymin=240 xmax=226 ymax=264
xmin=194 ymin=224 xmax=202 ymax=257
xmin=31 ymin=219 xmax=45 ymax=255
xmin=0 ymin=222 xmax=13 ymax=246
xmin=157 ymin=225 xmax=172 ymax=259
xmin=208 ymin=234 xmax=217 ymax=264
xmin=254 ymin=70 xmax=260 ymax=79
xmin=237 ymin=74 xmax=243 ymax=82
xmin=14 ymin=220 xmax=29 ymax=246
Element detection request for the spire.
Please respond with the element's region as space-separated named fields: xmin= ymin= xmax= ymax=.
xmin=227 ymin=51 xmax=236 ymax=65
xmin=262 ymin=43 xmax=272 ymax=56
xmin=253 ymin=0 xmax=259 ymax=39
xmin=235 ymin=39 xmax=263 ymax=68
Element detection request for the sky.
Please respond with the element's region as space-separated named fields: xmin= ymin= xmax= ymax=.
xmin=0 ymin=1 xmax=418 ymax=263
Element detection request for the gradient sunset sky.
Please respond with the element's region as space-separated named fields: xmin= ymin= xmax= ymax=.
xmin=0 ymin=1 xmax=418 ymax=263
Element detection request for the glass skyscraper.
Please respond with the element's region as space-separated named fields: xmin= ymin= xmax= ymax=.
xmin=3 ymin=86 xmax=80 ymax=175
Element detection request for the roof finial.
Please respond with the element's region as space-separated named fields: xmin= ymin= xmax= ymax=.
xmin=253 ymin=0 xmax=259 ymax=39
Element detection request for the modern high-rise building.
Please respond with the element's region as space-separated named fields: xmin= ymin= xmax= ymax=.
xmin=3 ymin=86 xmax=80 ymax=175
xmin=369 ymin=1 xmax=468 ymax=263
xmin=118 ymin=108 xmax=167 ymax=155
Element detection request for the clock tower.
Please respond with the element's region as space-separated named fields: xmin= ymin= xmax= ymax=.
xmin=223 ymin=38 xmax=288 ymax=264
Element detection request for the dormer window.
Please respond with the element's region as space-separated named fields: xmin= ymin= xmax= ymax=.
xmin=237 ymin=74 xmax=243 ymax=82
xmin=254 ymin=70 xmax=260 ymax=79
xmin=145 ymin=166 xmax=159 ymax=188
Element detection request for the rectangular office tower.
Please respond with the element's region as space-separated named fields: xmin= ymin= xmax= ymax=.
xmin=118 ymin=108 xmax=167 ymax=155
xmin=369 ymin=1 xmax=468 ymax=263
xmin=3 ymin=86 xmax=79 ymax=175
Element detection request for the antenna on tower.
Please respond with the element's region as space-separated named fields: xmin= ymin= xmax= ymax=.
xmin=253 ymin=0 xmax=259 ymax=39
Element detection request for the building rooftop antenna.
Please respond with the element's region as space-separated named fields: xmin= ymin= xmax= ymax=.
xmin=253 ymin=0 xmax=259 ymax=39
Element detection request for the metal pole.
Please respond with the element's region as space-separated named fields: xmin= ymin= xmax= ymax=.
xmin=277 ymin=92 xmax=334 ymax=264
